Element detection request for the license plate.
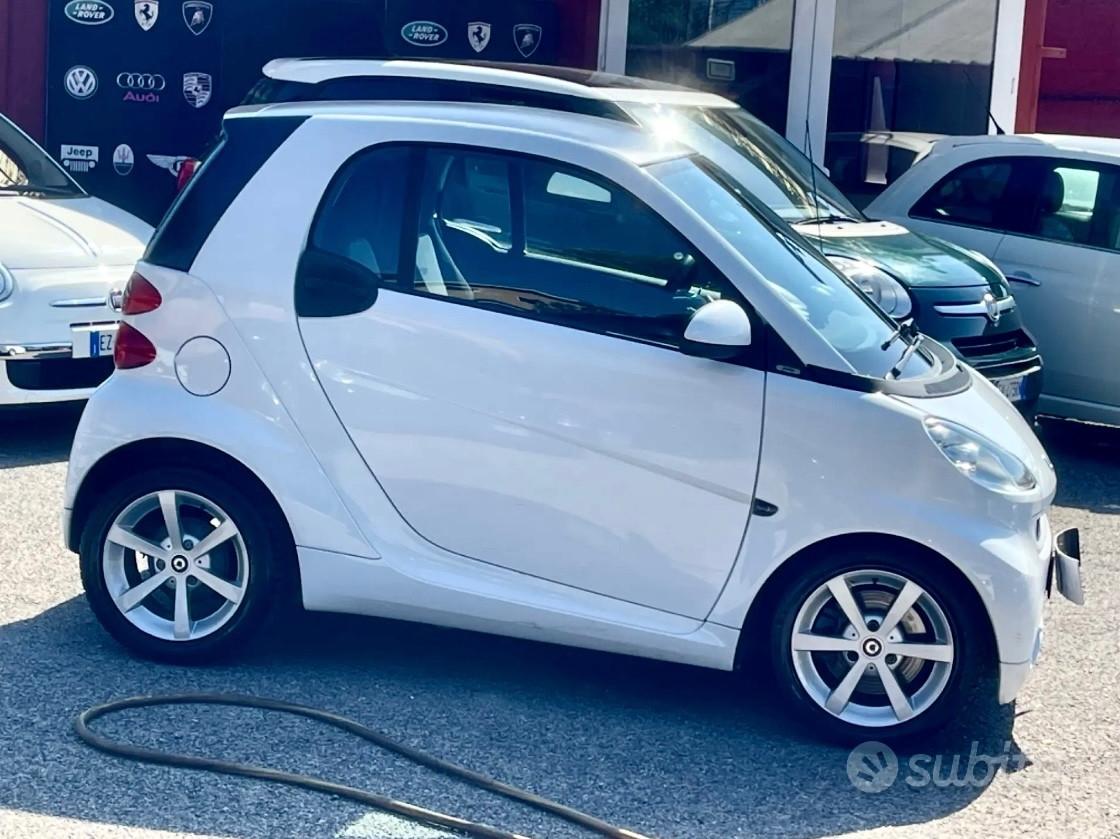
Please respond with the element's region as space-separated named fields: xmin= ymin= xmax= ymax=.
xmin=994 ymin=375 xmax=1026 ymax=402
xmin=71 ymin=324 xmax=118 ymax=359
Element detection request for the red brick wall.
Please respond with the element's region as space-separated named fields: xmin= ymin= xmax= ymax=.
xmin=1037 ymin=0 xmax=1120 ymax=136
xmin=0 ymin=0 xmax=48 ymax=140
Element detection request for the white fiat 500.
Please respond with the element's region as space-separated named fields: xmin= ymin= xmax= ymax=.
xmin=64 ymin=101 xmax=1082 ymax=741
xmin=0 ymin=113 xmax=151 ymax=403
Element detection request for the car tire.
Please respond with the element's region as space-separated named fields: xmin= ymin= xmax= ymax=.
xmin=80 ymin=467 xmax=286 ymax=663
xmin=770 ymin=547 xmax=987 ymax=743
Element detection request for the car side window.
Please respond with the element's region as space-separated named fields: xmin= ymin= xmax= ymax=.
xmin=308 ymin=145 xmax=411 ymax=282
xmin=297 ymin=145 xmax=413 ymax=317
xmin=912 ymin=158 xmax=1016 ymax=230
xmin=408 ymin=147 xmax=746 ymax=349
xmin=1026 ymin=161 xmax=1120 ymax=249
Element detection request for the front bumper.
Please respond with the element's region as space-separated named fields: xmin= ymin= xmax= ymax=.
xmin=998 ymin=526 xmax=1083 ymax=703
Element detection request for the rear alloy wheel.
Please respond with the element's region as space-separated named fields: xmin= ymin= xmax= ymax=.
xmin=773 ymin=554 xmax=980 ymax=741
xmin=80 ymin=469 xmax=279 ymax=662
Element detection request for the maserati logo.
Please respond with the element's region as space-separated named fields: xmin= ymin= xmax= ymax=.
xmin=983 ymin=293 xmax=1001 ymax=325
xmin=134 ymin=0 xmax=158 ymax=30
xmin=182 ymin=72 xmax=212 ymax=108
xmin=513 ymin=23 xmax=542 ymax=58
xmin=113 ymin=144 xmax=135 ymax=175
xmin=468 ymin=21 xmax=491 ymax=53
xmin=64 ymin=66 xmax=98 ymax=99
xmin=182 ymin=1 xmax=212 ymax=35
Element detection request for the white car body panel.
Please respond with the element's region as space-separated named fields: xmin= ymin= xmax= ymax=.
xmin=301 ymin=288 xmax=762 ymax=619
xmin=65 ymin=103 xmax=1070 ymax=709
xmin=0 ymin=194 xmax=151 ymax=404
xmin=868 ymin=134 xmax=1120 ymax=425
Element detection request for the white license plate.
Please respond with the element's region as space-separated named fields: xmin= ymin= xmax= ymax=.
xmin=994 ymin=375 xmax=1026 ymax=402
xmin=71 ymin=324 xmax=118 ymax=359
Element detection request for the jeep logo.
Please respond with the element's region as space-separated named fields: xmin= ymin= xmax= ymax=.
xmin=400 ymin=20 xmax=448 ymax=47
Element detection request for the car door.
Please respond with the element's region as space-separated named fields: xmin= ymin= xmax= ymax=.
xmin=294 ymin=143 xmax=765 ymax=619
xmin=993 ymin=157 xmax=1120 ymax=412
xmin=903 ymin=156 xmax=1026 ymax=258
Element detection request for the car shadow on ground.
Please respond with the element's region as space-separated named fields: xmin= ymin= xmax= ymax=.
xmin=0 ymin=402 xmax=83 ymax=469
xmin=1037 ymin=418 xmax=1120 ymax=515
xmin=0 ymin=596 xmax=1023 ymax=839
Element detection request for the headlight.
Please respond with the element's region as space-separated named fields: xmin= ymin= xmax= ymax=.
xmin=924 ymin=417 xmax=1037 ymax=494
xmin=0 ymin=262 xmax=12 ymax=303
xmin=828 ymin=256 xmax=912 ymax=319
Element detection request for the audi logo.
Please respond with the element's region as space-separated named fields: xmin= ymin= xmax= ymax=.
xmin=116 ymin=73 xmax=166 ymax=91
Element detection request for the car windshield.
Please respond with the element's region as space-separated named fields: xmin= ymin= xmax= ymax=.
xmin=627 ymin=103 xmax=861 ymax=224
xmin=0 ymin=114 xmax=83 ymax=196
xmin=649 ymin=155 xmax=930 ymax=380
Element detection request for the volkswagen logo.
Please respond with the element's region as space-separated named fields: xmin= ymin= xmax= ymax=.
xmin=117 ymin=72 xmax=166 ymax=91
xmin=64 ymin=66 xmax=98 ymax=99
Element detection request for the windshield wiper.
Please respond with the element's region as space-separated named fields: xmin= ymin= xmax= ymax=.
xmin=880 ymin=318 xmax=919 ymax=352
xmin=792 ymin=213 xmax=859 ymax=226
xmin=888 ymin=332 xmax=925 ymax=380
xmin=0 ymin=184 xmax=79 ymax=196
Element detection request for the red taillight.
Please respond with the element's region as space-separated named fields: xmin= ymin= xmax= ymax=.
xmin=114 ymin=322 xmax=157 ymax=369
xmin=121 ymin=271 xmax=162 ymax=315
xmin=176 ymin=158 xmax=199 ymax=193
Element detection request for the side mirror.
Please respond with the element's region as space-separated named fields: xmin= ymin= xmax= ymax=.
xmin=682 ymin=299 xmax=753 ymax=360
xmin=295 ymin=247 xmax=380 ymax=318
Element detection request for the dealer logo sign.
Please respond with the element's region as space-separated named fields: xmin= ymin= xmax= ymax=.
xmin=135 ymin=0 xmax=158 ymax=31
xmin=64 ymin=0 xmax=115 ymax=25
xmin=182 ymin=72 xmax=212 ymax=108
xmin=60 ymin=144 xmax=99 ymax=173
xmin=64 ymin=66 xmax=98 ymax=99
xmin=401 ymin=20 xmax=448 ymax=47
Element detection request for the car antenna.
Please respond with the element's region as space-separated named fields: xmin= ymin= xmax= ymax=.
xmin=965 ymin=68 xmax=1006 ymax=135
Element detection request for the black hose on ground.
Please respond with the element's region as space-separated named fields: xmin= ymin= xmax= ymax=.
xmin=75 ymin=693 xmax=653 ymax=839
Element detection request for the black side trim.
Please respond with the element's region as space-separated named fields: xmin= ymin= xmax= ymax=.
xmin=144 ymin=116 xmax=308 ymax=272
xmin=769 ymin=338 xmax=972 ymax=397
xmin=243 ymin=76 xmax=634 ymax=123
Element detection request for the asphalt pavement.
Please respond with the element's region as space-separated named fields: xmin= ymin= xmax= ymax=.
xmin=0 ymin=404 xmax=1116 ymax=839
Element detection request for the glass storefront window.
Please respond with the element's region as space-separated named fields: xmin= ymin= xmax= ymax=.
xmin=824 ymin=0 xmax=999 ymax=209
xmin=625 ymin=0 xmax=794 ymax=132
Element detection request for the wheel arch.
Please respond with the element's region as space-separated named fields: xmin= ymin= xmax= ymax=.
xmin=68 ymin=438 xmax=299 ymax=597
xmin=735 ymin=531 xmax=998 ymax=670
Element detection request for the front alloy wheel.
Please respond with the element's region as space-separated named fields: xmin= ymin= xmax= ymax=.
xmin=80 ymin=468 xmax=279 ymax=662
xmin=773 ymin=553 xmax=981 ymax=741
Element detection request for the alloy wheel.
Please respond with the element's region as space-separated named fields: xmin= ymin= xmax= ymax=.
xmin=101 ymin=490 xmax=249 ymax=642
xmin=790 ymin=569 xmax=955 ymax=727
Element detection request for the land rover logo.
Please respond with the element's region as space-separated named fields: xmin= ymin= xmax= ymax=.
xmin=401 ymin=20 xmax=448 ymax=47
xmin=65 ymin=1 xmax=115 ymax=25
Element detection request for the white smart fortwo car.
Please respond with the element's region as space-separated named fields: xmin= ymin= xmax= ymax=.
xmin=0 ymin=112 xmax=151 ymax=403
xmin=64 ymin=98 xmax=1082 ymax=741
